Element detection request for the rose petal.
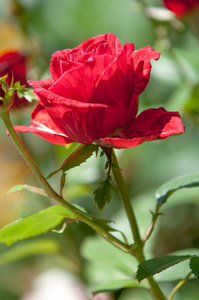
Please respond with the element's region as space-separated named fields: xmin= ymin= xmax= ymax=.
xmin=50 ymin=49 xmax=72 ymax=81
xmin=129 ymin=46 xmax=160 ymax=96
xmin=28 ymin=78 xmax=54 ymax=90
xmin=97 ymin=108 xmax=185 ymax=148
xmin=49 ymin=55 xmax=115 ymax=102
xmin=33 ymin=84 xmax=127 ymax=143
xmin=126 ymin=46 xmax=160 ymax=122
xmin=14 ymin=104 xmax=74 ymax=145
xmin=42 ymin=101 xmax=124 ymax=144
xmin=79 ymin=33 xmax=122 ymax=55
xmin=50 ymin=33 xmax=122 ymax=82
xmin=33 ymin=86 xmax=107 ymax=108
xmin=90 ymin=42 xmax=136 ymax=117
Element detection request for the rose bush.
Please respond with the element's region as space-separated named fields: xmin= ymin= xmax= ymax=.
xmin=0 ymin=50 xmax=28 ymax=108
xmin=162 ymin=0 xmax=199 ymax=17
xmin=15 ymin=33 xmax=184 ymax=148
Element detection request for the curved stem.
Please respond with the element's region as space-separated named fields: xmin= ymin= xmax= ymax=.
xmin=111 ymin=150 xmax=166 ymax=300
xmin=168 ymin=272 xmax=192 ymax=300
xmin=143 ymin=204 xmax=162 ymax=243
xmin=0 ymin=110 xmax=133 ymax=255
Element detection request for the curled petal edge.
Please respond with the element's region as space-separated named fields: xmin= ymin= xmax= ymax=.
xmin=14 ymin=124 xmax=74 ymax=145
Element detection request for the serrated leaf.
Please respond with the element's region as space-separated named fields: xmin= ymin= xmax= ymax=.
xmin=0 ymin=239 xmax=60 ymax=266
xmin=7 ymin=184 xmax=48 ymax=197
xmin=137 ymin=255 xmax=192 ymax=282
xmin=93 ymin=176 xmax=113 ymax=212
xmin=47 ymin=143 xmax=98 ymax=179
xmin=155 ymin=173 xmax=199 ymax=205
xmin=0 ymin=205 xmax=77 ymax=245
xmin=190 ymin=256 xmax=199 ymax=279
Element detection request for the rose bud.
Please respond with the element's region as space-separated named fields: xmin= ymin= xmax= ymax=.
xmin=0 ymin=50 xmax=29 ymax=108
xmin=162 ymin=0 xmax=199 ymax=17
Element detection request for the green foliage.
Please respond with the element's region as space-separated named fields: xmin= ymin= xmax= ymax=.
xmin=0 ymin=205 xmax=77 ymax=246
xmin=81 ymin=235 xmax=139 ymax=280
xmin=190 ymin=257 xmax=199 ymax=279
xmin=0 ymin=239 xmax=60 ymax=266
xmin=47 ymin=143 xmax=98 ymax=178
xmin=93 ymin=175 xmax=114 ymax=212
xmin=92 ymin=278 xmax=143 ymax=293
xmin=137 ymin=256 xmax=193 ymax=282
xmin=156 ymin=173 xmax=199 ymax=205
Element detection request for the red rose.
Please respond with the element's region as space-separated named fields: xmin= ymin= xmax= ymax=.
xmin=0 ymin=50 xmax=28 ymax=108
xmin=15 ymin=33 xmax=184 ymax=148
xmin=162 ymin=0 xmax=199 ymax=17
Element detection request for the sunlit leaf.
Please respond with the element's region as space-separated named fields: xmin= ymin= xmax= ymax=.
xmin=7 ymin=184 xmax=48 ymax=197
xmin=0 ymin=205 xmax=77 ymax=245
xmin=155 ymin=173 xmax=199 ymax=205
xmin=137 ymin=255 xmax=192 ymax=282
xmin=190 ymin=257 xmax=199 ymax=279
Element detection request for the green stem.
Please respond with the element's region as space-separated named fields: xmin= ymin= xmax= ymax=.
xmin=168 ymin=272 xmax=192 ymax=300
xmin=0 ymin=110 xmax=133 ymax=255
xmin=111 ymin=150 xmax=143 ymax=251
xmin=143 ymin=204 xmax=161 ymax=243
xmin=111 ymin=150 xmax=166 ymax=300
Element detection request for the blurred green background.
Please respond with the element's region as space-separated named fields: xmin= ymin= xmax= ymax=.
xmin=1 ymin=0 xmax=199 ymax=299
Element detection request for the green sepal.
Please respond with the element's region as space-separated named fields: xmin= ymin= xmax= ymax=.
xmin=47 ymin=143 xmax=98 ymax=178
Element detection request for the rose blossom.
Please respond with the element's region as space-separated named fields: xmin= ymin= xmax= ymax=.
xmin=162 ymin=0 xmax=199 ymax=17
xmin=15 ymin=33 xmax=184 ymax=148
xmin=0 ymin=50 xmax=28 ymax=108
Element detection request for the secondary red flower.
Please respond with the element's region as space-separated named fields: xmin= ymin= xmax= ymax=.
xmin=0 ymin=50 xmax=28 ymax=108
xmin=162 ymin=0 xmax=199 ymax=17
xmin=14 ymin=33 xmax=184 ymax=148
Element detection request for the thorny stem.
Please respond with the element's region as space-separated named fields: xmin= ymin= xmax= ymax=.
xmin=168 ymin=272 xmax=193 ymax=300
xmin=0 ymin=110 xmax=134 ymax=255
xmin=111 ymin=150 xmax=166 ymax=300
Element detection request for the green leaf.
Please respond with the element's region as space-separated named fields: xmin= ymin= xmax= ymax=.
xmin=137 ymin=255 xmax=192 ymax=282
xmin=155 ymin=173 xmax=199 ymax=205
xmin=81 ymin=236 xmax=138 ymax=277
xmin=92 ymin=278 xmax=142 ymax=293
xmin=47 ymin=143 xmax=98 ymax=178
xmin=190 ymin=257 xmax=199 ymax=279
xmin=0 ymin=239 xmax=60 ymax=266
xmin=0 ymin=205 xmax=77 ymax=246
xmin=93 ymin=176 xmax=113 ymax=212
xmin=7 ymin=184 xmax=48 ymax=197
